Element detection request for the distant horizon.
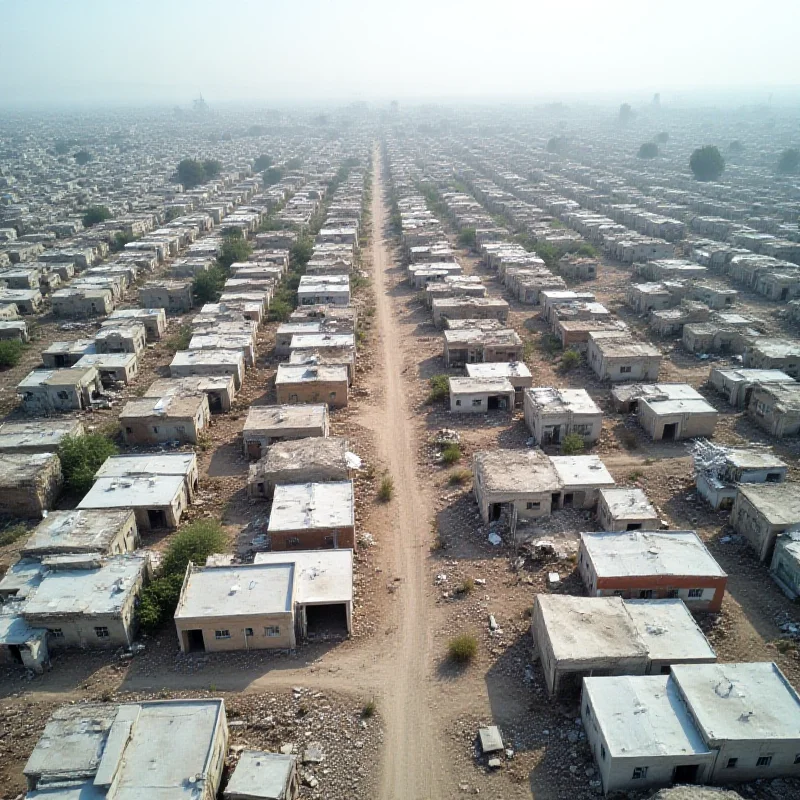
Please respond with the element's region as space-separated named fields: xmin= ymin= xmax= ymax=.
xmin=3 ymin=0 xmax=800 ymax=110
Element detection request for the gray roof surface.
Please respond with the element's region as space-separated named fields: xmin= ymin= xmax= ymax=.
xmin=78 ymin=474 xmax=185 ymax=509
xmin=224 ymin=751 xmax=296 ymax=800
xmin=22 ymin=509 xmax=134 ymax=557
xmin=268 ymin=481 xmax=354 ymax=532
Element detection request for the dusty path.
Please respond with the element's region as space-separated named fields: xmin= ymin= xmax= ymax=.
xmin=368 ymin=145 xmax=444 ymax=800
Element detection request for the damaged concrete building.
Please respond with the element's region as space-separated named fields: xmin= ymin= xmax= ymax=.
xmin=0 ymin=452 xmax=62 ymax=518
xmin=242 ymin=404 xmax=329 ymax=460
xmin=730 ymin=483 xmax=800 ymax=562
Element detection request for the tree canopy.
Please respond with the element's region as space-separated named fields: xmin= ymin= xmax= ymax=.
xmin=655 ymin=131 xmax=669 ymax=144
xmin=217 ymin=232 xmax=253 ymax=270
xmin=546 ymin=136 xmax=566 ymax=154
xmin=57 ymin=434 xmax=118 ymax=494
xmin=176 ymin=158 xmax=222 ymax=189
xmin=82 ymin=205 xmax=112 ymax=227
xmin=637 ymin=142 xmax=659 ymax=159
xmin=253 ymin=154 xmax=273 ymax=172
xmin=263 ymin=165 xmax=284 ymax=186
xmin=689 ymin=146 xmax=725 ymax=182
xmin=618 ymin=103 xmax=635 ymax=124
xmin=729 ymin=140 xmax=745 ymax=154
xmin=777 ymin=148 xmax=800 ymax=175
xmin=74 ymin=150 xmax=92 ymax=165
xmin=285 ymin=156 xmax=303 ymax=170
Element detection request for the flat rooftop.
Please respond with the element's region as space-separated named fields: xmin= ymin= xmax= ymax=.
xmin=449 ymin=377 xmax=515 ymax=395
xmin=581 ymin=530 xmax=726 ymax=579
xmin=0 ymin=419 xmax=82 ymax=451
xmin=78 ymin=474 xmax=185 ymax=509
xmin=21 ymin=554 xmax=149 ymax=617
xmin=713 ymin=368 xmax=794 ymax=384
xmin=624 ymin=599 xmax=716 ymax=663
xmin=22 ymin=509 xmax=134 ymax=557
xmin=583 ymin=674 xmax=712 ymax=758
xmin=244 ymin=404 xmax=327 ymax=432
xmin=268 ymin=481 xmax=354 ymax=532
xmin=473 ymin=449 xmax=561 ymax=494
xmin=254 ymin=548 xmax=353 ymax=605
xmin=95 ymin=452 xmax=197 ymax=481
xmin=466 ymin=362 xmax=532 ymax=380
xmin=275 ymin=363 xmax=348 ymax=384
xmin=25 ymin=699 xmax=224 ymax=799
xmin=170 ymin=349 xmax=245 ymax=366
xmin=671 ymin=662 xmax=800 ymax=745
xmin=526 ymin=387 xmax=600 ymax=415
xmin=600 ymin=487 xmax=658 ymax=520
xmin=736 ymin=484 xmax=800 ymax=525
xmin=536 ymin=594 xmax=646 ymax=662
xmin=224 ymin=751 xmax=296 ymax=800
xmin=176 ymin=562 xmax=294 ymax=619
xmin=551 ymin=455 xmax=614 ymax=488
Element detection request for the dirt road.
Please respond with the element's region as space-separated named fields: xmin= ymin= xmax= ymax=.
xmin=368 ymin=145 xmax=444 ymax=800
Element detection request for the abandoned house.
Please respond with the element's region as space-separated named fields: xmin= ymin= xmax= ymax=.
xmin=0 ymin=319 xmax=28 ymax=342
xmin=694 ymin=443 xmax=787 ymax=511
xmin=24 ymin=699 xmax=228 ymax=799
xmin=275 ymin=364 xmax=348 ymax=409
xmin=709 ymin=367 xmax=795 ymax=409
xmin=78 ymin=473 xmax=189 ymax=531
xmin=748 ymin=382 xmax=800 ymax=437
xmin=636 ymin=387 xmax=719 ymax=442
xmin=0 ymin=613 xmax=49 ymax=674
xmin=289 ymin=347 xmax=356 ymax=385
xmin=730 ymin=483 xmax=800 ymax=562
xmin=582 ymin=662 xmax=800 ymax=794
xmin=465 ymin=361 xmax=532 ymax=405
xmin=431 ymin=297 xmax=509 ymax=328
xmin=0 ymin=451 xmax=63 ymax=518
xmin=555 ymin=319 xmax=630 ymax=353
xmin=247 ymin=436 xmax=352 ymax=498
xmin=106 ymin=307 xmax=167 ymax=340
xmin=448 ymin=376 xmax=515 ymax=413
xmin=588 ymin=332 xmax=662 ymax=383
xmin=550 ymin=455 xmax=615 ymax=511
xmin=443 ymin=327 xmax=524 ymax=367
xmin=145 ymin=375 xmax=236 ymax=414
xmin=175 ymin=549 xmax=353 ymax=653
xmin=19 ymin=553 xmax=151 ymax=649
xmin=531 ymin=595 xmax=715 ymax=696
xmin=51 ymin=287 xmax=114 ymax=317
xmin=139 ymin=280 xmax=194 ymax=313
xmin=770 ymin=530 xmax=800 ymax=601
xmin=242 ymin=404 xmax=329 ymax=460
xmin=189 ymin=332 xmax=256 ymax=369
xmin=577 ymin=530 xmax=727 ymax=611
xmin=597 ymin=487 xmax=660 ymax=531
xmin=170 ymin=348 xmax=246 ymax=390
xmin=743 ymin=339 xmax=800 ymax=379
xmin=0 ymin=418 xmax=84 ymax=454
xmin=0 ymin=287 xmax=43 ymax=314
xmin=94 ymin=452 xmax=199 ymax=502
xmin=74 ymin=352 xmax=139 ymax=386
xmin=18 ymin=366 xmax=103 ymax=414
xmin=223 ymin=750 xmax=300 ymax=800
xmin=472 ymin=449 xmax=562 ymax=523
xmin=523 ymin=387 xmax=602 ymax=446
xmin=94 ymin=323 xmax=147 ymax=357
xmin=21 ymin=508 xmax=138 ymax=559
xmin=41 ymin=339 xmax=96 ymax=368
xmin=267 ymin=481 xmax=355 ymax=550
xmin=120 ymin=394 xmax=210 ymax=446
xmin=557 ymin=255 xmax=598 ymax=280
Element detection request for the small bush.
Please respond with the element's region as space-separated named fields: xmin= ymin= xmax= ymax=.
xmin=560 ymin=348 xmax=581 ymax=371
xmin=620 ymin=430 xmax=639 ymax=450
xmin=448 ymin=633 xmax=478 ymax=664
xmin=58 ymin=434 xmax=118 ymax=494
xmin=361 ymin=698 xmax=377 ymax=718
xmin=377 ymin=475 xmax=394 ymax=502
xmin=457 ymin=228 xmax=477 ymax=249
xmin=561 ymin=433 xmax=585 ymax=456
xmin=456 ymin=577 xmax=475 ymax=595
xmin=137 ymin=572 xmax=185 ymax=631
xmin=0 ymin=523 xmax=28 ymax=548
xmin=193 ymin=266 xmax=226 ymax=303
xmin=628 ymin=470 xmax=644 ymax=482
xmin=539 ymin=333 xmax=561 ymax=355
xmin=448 ymin=469 xmax=472 ymax=486
xmin=160 ymin=520 xmax=228 ymax=576
xmin=166 ymin=324 xmax=193 ymax=353
xmin=427 ymin=374 xmax=450 ymax=403
xmin=441 ymin=443 xmax=461 ymax=465
xmin=0 ymin=340 xmax=24 ymax=368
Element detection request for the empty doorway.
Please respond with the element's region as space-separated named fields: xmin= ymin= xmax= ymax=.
xmin=662 ymin=422 xmax=678 ymax=441
xmin=185 ymin=629 xmax=205 ymax=653
xmin=672 ymin=764 xmax=700 ymax=784
xmin=147 ymin=509 xmax=167 ymax=528
xmin=305 ymin=604 xmax=349 ymax=638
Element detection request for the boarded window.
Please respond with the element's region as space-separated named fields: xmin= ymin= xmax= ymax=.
xmin=94 ymin=626 xmax=109 ymax=639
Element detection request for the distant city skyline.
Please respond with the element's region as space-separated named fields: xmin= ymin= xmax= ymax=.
xmin=2 ymin=0 xmax=800 ymax=108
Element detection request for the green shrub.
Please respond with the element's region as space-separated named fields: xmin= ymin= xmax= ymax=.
xmin=160 ymin=520 xmax=228 ymax=576
xmin=193 ymin=265 xmax=226 ymax=303
xmin=377 ymin=475 xmax=394 ymax=502
xmin=561 ymin=433 xmax=585 ymax=456
xmin=269 ymin=298 xmax=292 ymax=322
xmin=137 ymin=573 xmax=185 ymax=631
xmin=217 ymin=234 xmax=252 ymax=270
xmin=448 ymin=633 xmax=478 ymax=664
xmin=0 ymin=523 xmax=28 ymax=548
xmin=0 ymin=340 xmax=24 ymax=368
xmin=456 ymin=577 xmax=475 ymax=595
xmin=427 ymin=374 xmax=450 ymax=403
xmin=628 ymin=470 xmax=644 ymax=482
xmin=82 ymin=205 xmax=111 ymax=227
xmin=441 ymin=444 xmax=461 ymax=465
xmin=361 ymin=698 xmax=377 ymax=718
xmin=57 ymin=434 xmax=118 ymax=494
xmin=448 ymin=469 xmax=472 ymax=486
xmin=539 ymin=333 xmax=561 ymax=355
xmin=457 ymin=227 xmax=477 ymax=249
xmin=560 ymin=348 xmax=581 ymax=371
xmin=165 ymin=324 xmax=193 ymax=353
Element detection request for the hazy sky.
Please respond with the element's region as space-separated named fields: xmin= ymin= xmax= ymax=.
xmin=2 ymin=0 xmax=799 ymax=107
